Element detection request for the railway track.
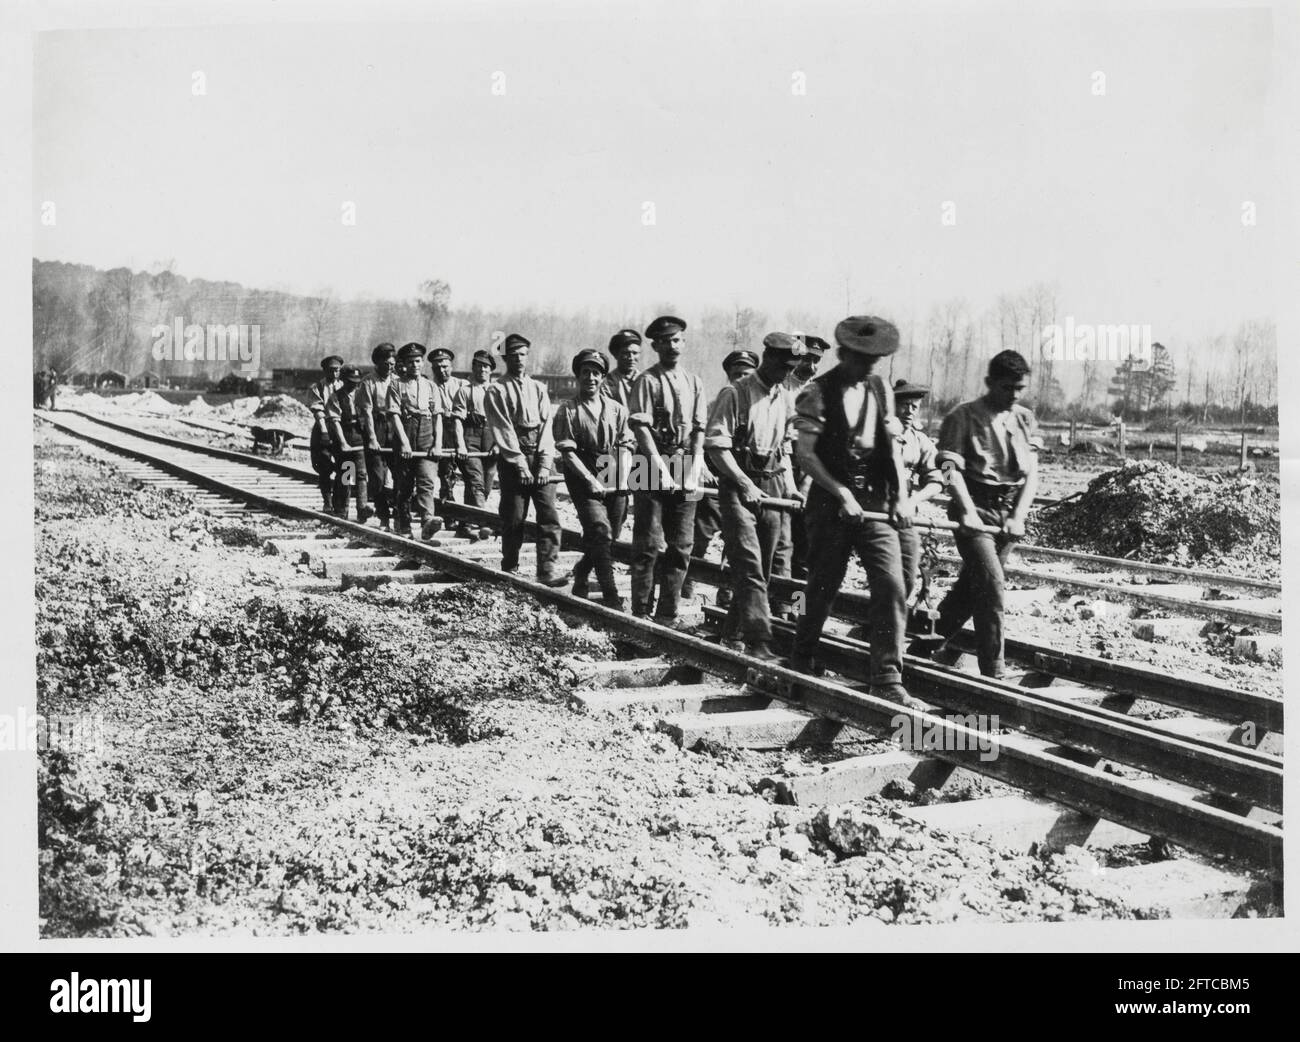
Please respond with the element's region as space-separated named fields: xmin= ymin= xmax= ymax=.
xmin=35 ymin=407 xmax=1283 ymax=892
xmin=71 ymin=405 xmax=1281 ymax=629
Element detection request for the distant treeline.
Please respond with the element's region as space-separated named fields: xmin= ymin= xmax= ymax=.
xmin=32 ymin=259 xmax=1277 ymax=418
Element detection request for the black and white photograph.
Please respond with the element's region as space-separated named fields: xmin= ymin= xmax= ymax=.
xmin=5 ymin=0 xmax=1296 ymax=961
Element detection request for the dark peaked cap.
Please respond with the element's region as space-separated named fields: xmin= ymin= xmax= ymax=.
xmin=645 ymin=316 xmax=687 ymax=339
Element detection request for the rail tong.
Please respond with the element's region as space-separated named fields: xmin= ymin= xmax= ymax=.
xmin=695 ymin=486 xmax=1002 ymax=534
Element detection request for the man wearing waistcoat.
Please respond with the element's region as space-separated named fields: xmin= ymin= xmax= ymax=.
xmin=385 ymin=342 xmax=443 ymax=540
xmin=451 ymin=348 xmax=498 ymax=538
xmin=324 ymin=364 xmax=372 ymax=522
xmin=789 ymin=316 xmax=923 ymax=709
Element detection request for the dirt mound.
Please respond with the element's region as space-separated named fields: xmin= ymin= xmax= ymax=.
xmin=1031 ymin=460 xmax=1279 ymax=573
xmin=252 ymin=394 xmax=312 ymax=428
xmin=131 ymin=391 xmax=178 ymax=414
xmin=211 ymin=396 xmax=260 ymax=418
xmin=179 ymin=396 xmax=212 ymax=414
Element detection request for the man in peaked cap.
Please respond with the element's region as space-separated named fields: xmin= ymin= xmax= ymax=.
xmin=785 ymin=334 xmax=828 ymax=580
xmin=601 ymin=329 xmax=642 ymax=409
xmin=324 ymin=364 xmax=372 ymax=522
xmin=357 ymin=343 xmax=397 ymax=528
xmin=681 ymin=347 xmax=760 ymax=606
xmin=385 ymin=342 xmax=444 ymax=539
xmin=891 ymin=379 xmax=945 ymax=605
xmin=428 ymin=346 xmax=468 ymax=507
xmin=788 ymin=316 xmax=924 ymax=708
xmin=450 ymin=348 xmax=498 ymax=532
xmin=553 ymin=348 xmax=634 ymax=607
xmin=308 ymin=355 xmax=345 ymax=511
xmin=627 ymin=315 xmax=708 ymax=623
xmin=486 ymin=333 xmax=567 ymax=585
xmin=703 ymin=332 xmax=803 ymax=658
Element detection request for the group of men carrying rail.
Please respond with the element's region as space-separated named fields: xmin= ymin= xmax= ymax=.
xmin=308 ymin=313 xmax=1039 ymax=707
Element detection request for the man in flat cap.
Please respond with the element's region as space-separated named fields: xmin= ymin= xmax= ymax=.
xmin=681 ymin=349 xmax=760 ymax=604
xmin=601 ymin=329 xmax=642 ymax=409
xmin=385 ymin=342 xmax=444 ymax=539
xmin=486 ymin=333 xmax=567 ymax=586
xmin=704 ymin=333 xmax=803 ymax=658
xmin=308 ymin=355 xmax=345 ymax=512
xmin=450 ymin=348 xmax=498 ymax=533
xmin=428 ymin=347 xmax=467 ymax=507
xmin=928 ymin=350 xmax=1039 ymax=678
xmin=786 ymin=334 xmax=828 ymax=580
xmin=324 ymin=365 xmax=372 ymax=522
xmin=892 ymin=379 xmax=946 ymax=604
xmin=357 ymin=343 xmax=397 ymax=529
xmin=553 ymin=349 xmax=634 ymax=608
xmin=789 ymin=316 xmax=922 ymax=708
xmin=627 ymin=316 xmax=708 ymax=623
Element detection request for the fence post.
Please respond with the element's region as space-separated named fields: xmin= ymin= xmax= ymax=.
xmin=1118 ymin=422 xmax=1126 ymax=458
xmin=1240 ymin=430 xmax=1248 ymax=468
xmin=1175 ymin=427 xmax=1182 ymax=468
xmin=1068 ymin=419 xmax=1077 ymax=447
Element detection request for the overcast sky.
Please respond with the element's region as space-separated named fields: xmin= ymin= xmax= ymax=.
xmin=32 ymin=2 xmax=1277 ymax=344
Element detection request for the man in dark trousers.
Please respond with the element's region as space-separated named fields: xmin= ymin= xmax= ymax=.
xmin=788 ymin=316 xmax=922 ymax=708
xmin=682 ymin=348 xmax=758 ymax=604
xmin=553 ymin=349 xmax=633 ymax=608
xmin=308 ymin=355 xmax=344 ymax=511
xmin=600 ymin=328 xmax=642 ymax=409
xmin=429 ymin=347 xmax=467 ymax=505
xmin=486 ymin=333 xmax=568 ymax=586
xmin=704 ymin=334 xmax=803 ymax=658
xmin=786 ymin=334 xmax=827 ymax=580
xmin=358 ymin=342 xmax=396 ymax=529
xmin=451 ymin=348 xmax=498 ymax=537
xmin=627 ymin=315 xmax=707 ymax=624
xmin=325 ymin=364 xmax=372 ymax=522
xmin=385 ymin=342 xmax=443 ymax=540
xmin=892 ymin=379 xmax=946 ymax=604
xmin=930 ymin=350 xmax=1039 ymax=678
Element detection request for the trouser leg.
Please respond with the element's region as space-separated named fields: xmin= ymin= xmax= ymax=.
xmin=606 ymin=491 xmax=628 ymax=544
xmin=570 ymin=485 xmax=613 ymax=591
xmin=719 ymin=487 xmax=771 ymax=644
xmin=366 ymin=450 xmax=391 ymax=523
xmin=631 ymin=492 xmax=664 ymax=616
xmin=792 ymin=503 xmax=854 ymax=663
xmin=531 ymin=479 xmax=563 ymax=579
xmin=411 ymin=457 xmax=438 ymax=522
xmin=937 ymin=511 xmax=1013 ymax=676
xmin=790 ymin=510 xmax=808 ymax=579
xmin=310 ymin=428 xmax=333 ymax=508
xmin=437 ymin=458 xmax=456 ymax=503
xmin=898 ymin=526 xmax=922 ymax=605
xmin=853 ymin=520 xmax=907 ymax=685
xmin=654 ymin=492 xmax=696 ymax=621
xmin=460 ymin=457 xmax=488 ymax=507
xmin=498 ymin=468 xmax=530 ymax=571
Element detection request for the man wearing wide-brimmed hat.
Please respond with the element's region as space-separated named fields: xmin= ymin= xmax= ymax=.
xmin=788 ymin=316 xmax=923 ymax=709
xmin=324 ymin=364 xmax=373 ymax=523
xmin=892 ymin=379 xmax=946 ymax=603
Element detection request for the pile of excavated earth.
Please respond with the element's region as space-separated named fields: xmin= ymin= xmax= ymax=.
xmin=1030 ymin=460 xmax=1280 ymax=580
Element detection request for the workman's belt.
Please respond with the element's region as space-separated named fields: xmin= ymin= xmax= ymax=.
xmin=967 ymin=481 xmax=1021 ymax=510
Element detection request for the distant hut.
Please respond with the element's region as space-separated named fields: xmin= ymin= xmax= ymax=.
xmin=95 ymin=369 xmax=127 ymax=389
xmin=135 ymin=370 xmax=162 ymax=388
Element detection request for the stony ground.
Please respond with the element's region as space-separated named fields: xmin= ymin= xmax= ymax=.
xmin=37 ymin=423 xmax=1282 ymax=938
